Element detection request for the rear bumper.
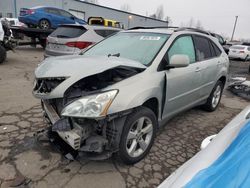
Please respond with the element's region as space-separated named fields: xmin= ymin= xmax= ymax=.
xmin=44 ymin=50 xmax=75 ymax=58
xmin=18 ymin=16 xmax=38 ymax=26
xmin=228 ymin=52 xmax=247 ymax=60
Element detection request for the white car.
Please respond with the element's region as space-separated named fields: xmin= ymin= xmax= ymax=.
xmin=228 ymin=45 xmax=250 ymax=61
xmin=44 ymin=24 xmax=122 ymax=58
xmin=159 ymin=105 xmax=250 ymax=188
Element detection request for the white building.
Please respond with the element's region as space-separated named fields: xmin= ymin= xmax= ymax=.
xmin=0 ymin=0 xmax=168 ymax=29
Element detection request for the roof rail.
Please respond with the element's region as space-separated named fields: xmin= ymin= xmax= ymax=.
xmin=128 ymin=26 xmax=212 ymax=36
xmin=128 ymin=26 xmax=179 ymax=30
xmin=174 ymin=27 xmax=211 ymax=35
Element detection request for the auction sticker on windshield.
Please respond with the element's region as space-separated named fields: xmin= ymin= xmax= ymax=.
xmin=140 ymin=36 xmax=161 ymax=40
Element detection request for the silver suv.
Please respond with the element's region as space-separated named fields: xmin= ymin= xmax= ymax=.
xmin=44 ymin=24 xmax=122 ymax=58
xmin=33 ymin=27 xmax=229 ymax=164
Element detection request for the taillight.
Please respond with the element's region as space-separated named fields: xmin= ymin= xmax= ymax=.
xmin=66 ymin=41 xmax=93 ymax=49
xmin=239 ymin=51 xmax=245 ymax=53
xmin=27 ymin=9 xmax=35 ymax=14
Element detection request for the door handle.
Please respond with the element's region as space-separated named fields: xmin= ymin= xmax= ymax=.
xmin=195 ymin=67 xmax=201 ymax=72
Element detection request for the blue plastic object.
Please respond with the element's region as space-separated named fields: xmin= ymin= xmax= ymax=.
xmin=185 ymin=120 xmax=250 ymax=188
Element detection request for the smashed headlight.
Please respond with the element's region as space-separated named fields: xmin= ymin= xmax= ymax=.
xmin=61 ymin=90 xmax=118 ymax=118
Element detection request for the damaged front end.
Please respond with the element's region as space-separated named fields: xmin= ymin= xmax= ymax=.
xmin=33 ymin=58 xmax=145 ymax=159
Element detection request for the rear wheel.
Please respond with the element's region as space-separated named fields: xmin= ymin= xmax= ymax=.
xmin=39 ymin=19 xmax=51 ymax=30
xmin=118 ymin=107 xmax=157 ymax=164
xmin=0 ymin=45 xmax=6 ymax=64
xmin=202 ymin=81 xmax=223 ymax=112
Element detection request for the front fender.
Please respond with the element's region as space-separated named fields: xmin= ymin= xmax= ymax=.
xmin=107 ymin=71 xmax=165 ymax=118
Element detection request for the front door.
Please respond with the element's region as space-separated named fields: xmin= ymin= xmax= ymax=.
xmin=162 ymin=35 xmax=202 ymax=119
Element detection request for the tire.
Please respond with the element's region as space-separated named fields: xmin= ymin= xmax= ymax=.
xmin=0 ymin=45 xmax=6 ymax=64
xmin=118 ymin=106 xmax=157 ymax=164
xmin=39 ymin=19 xmax=51 ymax=30
xmin=245 ymin=55 xmax=249 ymax=62
xmin=202 ymin=81 xmax=224 ymax=112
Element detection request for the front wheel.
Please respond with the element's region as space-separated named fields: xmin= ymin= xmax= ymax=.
xmin=0 ymin=45 xmax=6 ymax=64
xmin=202 ymin=81 xmax=224 ymax=112
xmin=118 ymin=107 xmax=157 ymax=164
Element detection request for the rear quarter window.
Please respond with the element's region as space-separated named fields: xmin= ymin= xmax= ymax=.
xmin=210 ymin=41 xmax=222 ymax=57
xmin=94 ymin=29 xmax=119 ymax=38
xmin=50 ymin=26 xmax=86 ymax=38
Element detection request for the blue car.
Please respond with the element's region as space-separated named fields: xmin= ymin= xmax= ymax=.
xmin=18 ymin=6 xmax=86 ymax=29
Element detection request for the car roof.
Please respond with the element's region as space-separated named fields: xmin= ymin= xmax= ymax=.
xmin=31 ymin=6 xmax=61 ymax=10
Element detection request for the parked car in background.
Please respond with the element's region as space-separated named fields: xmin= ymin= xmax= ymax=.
xmin=228 ymin=45 xmax=250 ymax=61
xmin=44 ymin=24 xmax=122 ymax=57
xmin=33 ymin=27 xmax=228 ymax=164
xmin=88 ymin=17 xmax=124 ymax=29
xmin=18 ymin=6 xmax=86 ymax=29
xmin=210 ymin=33 xmax=229 ymax=54
xmin=159 ymin=105 xmax=250 ymax=188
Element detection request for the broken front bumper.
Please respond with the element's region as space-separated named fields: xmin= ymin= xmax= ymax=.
xmin=41 ymin=100 xmax=124 ymax=159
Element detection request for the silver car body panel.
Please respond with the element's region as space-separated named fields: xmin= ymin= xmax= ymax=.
xmin=158 ymin=105 xmax=250 ymax=188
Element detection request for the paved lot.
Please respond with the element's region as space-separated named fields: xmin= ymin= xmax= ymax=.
xmin=0 ymin=47 xmax=249 ymax=188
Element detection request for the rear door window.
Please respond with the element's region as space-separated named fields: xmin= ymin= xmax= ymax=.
xmin=59 ymin=10 xmax=73 ymax=18
xmin=193 ymin=35 xmax=213 ymax=61
xmin=168 ymin=35 xmax=196 ymax=64
xmin=94 ymin=29 xmax=119 ymax=37
xmin=50 ymin=26 xmax=86 ymax=38
xmin=45 ymin=8 xmax=61 ymax=16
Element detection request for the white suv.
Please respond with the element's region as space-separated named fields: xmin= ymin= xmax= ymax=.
xmin=44 ymin=24 xmax=122 ymax=57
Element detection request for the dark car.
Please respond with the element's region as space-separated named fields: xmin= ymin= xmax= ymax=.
xmin=211 ymin=33 xmax=229 ymax=54
xmin=18 ymin=6 xmax=86 ymax=29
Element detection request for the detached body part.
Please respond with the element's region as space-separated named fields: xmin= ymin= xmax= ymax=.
xmin=33 ymin=28 xmax=229 ymax=164
xmin=0 ymin=19 xmax=17 ymax=64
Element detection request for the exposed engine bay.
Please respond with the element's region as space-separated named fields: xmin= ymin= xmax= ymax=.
xmin=36 ymin=66 xmax=143 ymax=159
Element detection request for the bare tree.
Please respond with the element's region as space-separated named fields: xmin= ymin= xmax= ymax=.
xmin=188 ymin=18 xmax=194 ymax=27
xmin=156 ymin=5 xmax=164 ymax=20
xmin=195 ymin=20 xmax=203 ymax=29
xmin=120 ymin=3 xmax=132 ymax=12
xmin=165 ymin=16 xmax=172 ymax=26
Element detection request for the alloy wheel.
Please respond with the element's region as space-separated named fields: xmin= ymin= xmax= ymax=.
xmin=126 ymin=117 xmax=153 ymax=158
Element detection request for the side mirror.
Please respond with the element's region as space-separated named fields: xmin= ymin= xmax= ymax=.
xmin=70 ymin=16 xmax=75 ymax=20
xmin=168 ymin=54 xmax=190 ymax=68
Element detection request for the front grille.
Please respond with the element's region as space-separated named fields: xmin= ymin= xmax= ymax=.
xmin=34 ymin=77 xmax=65 ymax=94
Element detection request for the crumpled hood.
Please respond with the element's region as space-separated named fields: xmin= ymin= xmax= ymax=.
xmin=34 ymin=55 xmax=146 ymax=99
xmin=35 ymin=55 xmax=146 ymax=78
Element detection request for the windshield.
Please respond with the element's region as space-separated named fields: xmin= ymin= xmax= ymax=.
xmin=83 ymin=32 xmax=170 ymax=65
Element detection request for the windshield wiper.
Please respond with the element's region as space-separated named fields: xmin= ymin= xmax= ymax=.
xmin=108 ymin=53 xmax=120 ymax=58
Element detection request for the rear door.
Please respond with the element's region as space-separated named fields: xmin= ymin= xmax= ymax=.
xmin=192 ymin=35 xmax=222 ymax=98
xmin=46 ymin=25 xmax=87 ymax=56
xmin=44 ymin=8 xmax=62 ymax=27
xmin=162 ymin=35 xmax=202 ymax=119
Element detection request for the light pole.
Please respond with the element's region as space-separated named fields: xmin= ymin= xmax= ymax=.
xmin=231 ymin=16 xmax=238 ymax=41
xmin=128 ymin=15 xmax=132 ymax=29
